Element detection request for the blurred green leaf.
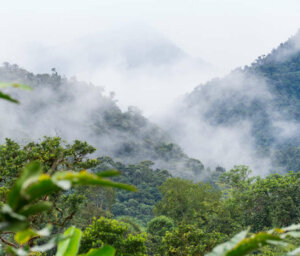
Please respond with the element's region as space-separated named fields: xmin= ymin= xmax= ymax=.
xmin=56 ymin=226 xmax=82 ymax=256
xmin=15 ymin=228 xmax=40 ymax=245
xmin=18 ymin=201 xmax=52 ymax=216
xmin=1 ymin=205 xmax=26 ymax=221
xmin=283 ymin=224 xmax=300 ymax=232
xmin=226 ymin=232 xmax=281 ymax=256
xmin=53 ymin=170 xmax=136 ymax=191
xmin=0 ymin=91 xmax=19 ymax=103
xmin=206 ymin=230 xmax=249 ymax=256
xmin=0 ymin=219 xmax=28 ymax=232
xmin=84 ymin=245 xmax=116 ymax=256
xmin=96 ymin=169 xmax=121 ymax=178
xmin=15 ymin=226 xmax=51 ymax=245
xmin=287 ymin=247 xmax=300 ymax=255
xmin=206 ymin=223 xmax=300 ymax=256
xmin=23 ymin=174 xmax=60 ymax=202
xmin=0 ymin=82 xmax=32 ymax=90
xmin=7 ymin=161 xmax=43 ymax=211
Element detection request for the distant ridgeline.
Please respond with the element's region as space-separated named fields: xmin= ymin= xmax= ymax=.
xmin=180 ymin=30 xmax=300 ymax=173
xmin=0 ymin=63 xmax=217 ymax=180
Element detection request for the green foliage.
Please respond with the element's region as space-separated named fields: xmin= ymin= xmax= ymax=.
xmin=206 ymin=224 xmax=300 ymax=256
xmin=154 ymin=178 xmax=222 ymax=225
xmin=56 ymin=227 xmax=82 ymax=256
xmin=55 ymin=226 xmax=116 ymax=256
xmin=96 ymin=157 xmax=171 ymax=225
xmin=0 ymin=137 xmax=98 ymax=186
xmin=147 ymin=216 xmax=175 ymax=237
xmin=0 ymin=137 xmax=120 ymax=231
xmin=161 ymin=224 xmax=226 ymax=256
xmin=146 ymin=216 xmax=175 ymax=256
xmin=219 ymin=166 xmax=300 ymax=232
xmin=80 ymin=217 xmax=147 ymax=256
xmin=0 ymin=154 xmax=134 ymax=255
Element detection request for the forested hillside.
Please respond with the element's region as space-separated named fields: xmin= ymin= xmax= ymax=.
xmin=2 ymin=137 xmax=300 ymax=255
xmin=162 ymin=30 xmax=300 ymax=174
xmin=0 ymin=63 xmax=212 ymax=180
xmin=2 ymin=27 xmax=300 ymax=256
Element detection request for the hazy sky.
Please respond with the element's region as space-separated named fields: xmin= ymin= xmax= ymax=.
xmin=1 ymin=0 xmax=300 ymax=71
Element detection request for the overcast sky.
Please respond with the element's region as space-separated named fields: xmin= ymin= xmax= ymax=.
xmin=1 ymin=0 xmax=300 ymax=71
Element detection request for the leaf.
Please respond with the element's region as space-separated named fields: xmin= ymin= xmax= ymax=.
xmin=0 ymin=205 xmax=29 ymax=231
xmin=287 ymin=247 xmax=300 ymax=255
xmin=31 ymin=238 xmax=57 ymax=252
xmin=7 ymin=247 xmax=29 ymax=256
xmin=282 ymin=224 xmax=300 ymax=232
xmin=7 ymin=161 xmax=43 ymax=210
xmin=55 ymin=180 xmax=72 ymax=190
xmin=0 ymin=91 xmax=19 ymax=103
xmin=15 ymin=226 xmax=51 ymax=245
xmin=18 ymin=201 xmax=53 ymax=216
xmin=206 ymin=230 xmax=283 ymax=256
xmin=0 ymin=83 xmax=31 ymax=103
xmin=15 ymin=229 xmax=39 ymax=245
xmin=84 ymin=245 xmax=116 ymax=256
xmin=1 ymin=205 xmax=26 ymax=221
xmin=56 ymin=226 xmax=82 ymax=256
xmin=96 ymin=169 xmax=121 ymax=178
xmin=206 ymin=229 xmax=249 ymax=256
xmin=53 ymin=171 xmax=136 ymax=191
xmin=31 ymin=235 xmax=66 ymax=252
xmin=0 ymin=220 xmax=28 ymax=232
xmin=23 ymin=174 xmax=60 ymax=202
xmin=0 ymin=82 xmax=32 ymax=90
xmin=226 ymin=232 xmax=282 ymax=256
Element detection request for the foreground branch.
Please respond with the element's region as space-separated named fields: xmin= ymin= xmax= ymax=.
xmin=0 ymin=236 xmax=18 ymax=248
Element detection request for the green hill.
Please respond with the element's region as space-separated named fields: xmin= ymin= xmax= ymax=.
xmin=0 ymin=63 xmax=209 ymax=179
xmin=169 ymin=30 xmax=300 ymax=173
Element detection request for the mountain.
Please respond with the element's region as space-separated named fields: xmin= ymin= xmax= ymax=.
xmin=161 ymin=30 xmax=300 ymax=173
xmin=18 ymin=24 xmax=213 ymax=116
xmin=24 ymin=24 xmax=209 ymax=74
xmin=0 ymin=63 xmax=214 ymax=180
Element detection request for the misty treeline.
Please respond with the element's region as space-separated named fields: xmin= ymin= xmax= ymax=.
xmin=161 ymin=30 xmax=300 ymax=175
xmin=0 ymin=62 xmax=220 ymax=181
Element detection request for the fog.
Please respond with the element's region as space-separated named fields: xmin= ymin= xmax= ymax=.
xmin=7 ymin=24 xmax=218 ymax=116
xmin=0 ymin=1 xmax=300 ymax=175
xmin=1 ymin=25 xmax=300 ymax=176
xmin=155 ymin=31 xmax=300 ymax=175
xmin=155 ymin=71 xmax=274 ymax=174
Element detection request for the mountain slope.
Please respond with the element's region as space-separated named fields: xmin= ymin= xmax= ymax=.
xmin=0 ymin=63 xmax=210 ymax=179
xmin=162 ymin=30 xmax=300 ymax=173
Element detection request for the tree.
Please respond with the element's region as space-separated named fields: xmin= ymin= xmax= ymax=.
xmin=154 ymin=178 xmax=222 ymax=225
xmin=0 ymin=161 xmax=134 ymax=255
xmin=80 ymin=217 xmax=147 ymax=256
xmin=146 ymin=216 xmax=175 ymax=256
xmin=219 ymin=166 xmax=300 ymax=232
xmin=147 ymin=216 xmax=175 ymax=237
xmin=96 ymin=157 xmax=171 ymax=225
xmin=0 ymin=137 xmax=106 ymax=231
xmin=160 ymin=224 xmax=225 ymax=256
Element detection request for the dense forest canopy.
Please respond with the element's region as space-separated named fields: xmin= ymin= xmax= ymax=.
xmin=1 ymin=138 xmax=300 ymax=255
